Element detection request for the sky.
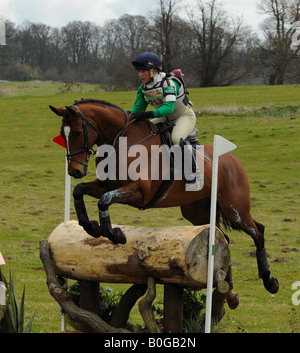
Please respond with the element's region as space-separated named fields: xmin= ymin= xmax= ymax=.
xmin=0 ymin=0 xmax=265 ymax=31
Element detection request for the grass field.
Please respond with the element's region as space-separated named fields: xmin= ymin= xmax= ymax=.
xmin=0 ymin=81 xmax=299 ymax=333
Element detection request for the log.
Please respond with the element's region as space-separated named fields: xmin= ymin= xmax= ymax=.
xmin=47 ymin=220 xmax=230 ymax=290
xmin=39 ymin=239 xmax=130 ymax=333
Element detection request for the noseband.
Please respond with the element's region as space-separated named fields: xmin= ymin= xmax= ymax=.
xmin=63 ymin=105 xmax=100 ymax=170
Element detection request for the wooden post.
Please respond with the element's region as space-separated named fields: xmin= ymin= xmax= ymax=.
xmin=78 ymin=280 xmax=100 ymax=333
xmin=163 ymin=284 xmax=184 ymax=333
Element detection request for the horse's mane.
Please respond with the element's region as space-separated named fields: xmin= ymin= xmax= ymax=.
xmin=73 ymin=98 xmax=124 ymax=112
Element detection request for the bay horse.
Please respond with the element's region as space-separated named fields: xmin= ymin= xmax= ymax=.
xmin=49 ymin=99 xmax=279 ymax=300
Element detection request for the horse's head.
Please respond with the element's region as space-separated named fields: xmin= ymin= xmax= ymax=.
xmin=50 ymin=105 xmax=99 ymax=179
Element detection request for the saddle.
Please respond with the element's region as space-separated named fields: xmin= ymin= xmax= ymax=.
xmin=138 ymin=122 xmax=201 ymax=210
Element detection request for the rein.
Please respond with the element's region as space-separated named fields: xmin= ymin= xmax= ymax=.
xmin=115 ymin=120 xmax=160 ymax=157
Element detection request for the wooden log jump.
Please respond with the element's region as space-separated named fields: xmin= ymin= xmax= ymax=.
xmin=48 ymin=220 xmax=230 ymax=290
xmin=40 ymin=221 xmax=232 ymax=333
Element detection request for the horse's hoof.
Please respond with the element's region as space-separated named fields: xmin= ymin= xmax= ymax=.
xmin=263 ymin=276 xmax=279 ymax=294
xmin=110 ymin=227 xmax=127 ymax=244
xmin=86 ymin=221 xmax=101 ymax=238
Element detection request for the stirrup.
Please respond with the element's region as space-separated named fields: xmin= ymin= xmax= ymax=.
xmin=185 ymin=169 xmax=203 ymax=192
xmin=180 ymin=138 xmax=203 ymax=191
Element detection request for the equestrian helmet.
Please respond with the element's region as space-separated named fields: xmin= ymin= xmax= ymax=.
xmin=132 ymin=52 xmax=162 ymax=71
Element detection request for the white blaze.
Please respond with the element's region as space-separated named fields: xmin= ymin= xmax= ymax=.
xmin=64 ymin=126 xmax=71 ymax=156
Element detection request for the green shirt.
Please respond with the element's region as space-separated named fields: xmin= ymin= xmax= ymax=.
xmin=131 ymin=79 xmax=180 ymax=118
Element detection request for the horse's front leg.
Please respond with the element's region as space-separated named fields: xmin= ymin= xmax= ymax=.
xmin=98 ymin=183 xmax=143 ymax=244
xmin=73 ymin=179 xmax=109 ymax=238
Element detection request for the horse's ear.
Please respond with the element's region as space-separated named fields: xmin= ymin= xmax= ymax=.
xmin=65 ymin=106 xmax=77 ymax=117
xmin=49 ymin=105 xmax=65 ymax=116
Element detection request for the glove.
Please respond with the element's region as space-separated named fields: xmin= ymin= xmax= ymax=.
xmin=133 ymin=111 xmax=154 ymax=121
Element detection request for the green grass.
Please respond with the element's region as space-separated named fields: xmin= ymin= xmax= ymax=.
xmin=0 ymin=81 xmax=103 ymax=97
xmin=0 ymin=81 xmax=299 ymax=333
xmin=189 ymin=84 xmax=300 ymax=108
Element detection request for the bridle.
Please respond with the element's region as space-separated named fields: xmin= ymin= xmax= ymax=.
xmin=62 ymin=105 xmax=136 ymax=171
xmin=62 ymin=105 xmax=101 ymax=170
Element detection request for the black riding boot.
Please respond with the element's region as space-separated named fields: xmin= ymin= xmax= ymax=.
xmin=180 ymin=138 xmax=203 ymax=191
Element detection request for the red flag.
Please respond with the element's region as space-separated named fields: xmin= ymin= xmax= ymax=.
xmin=53 ymin=135 xmax=66 ymax=148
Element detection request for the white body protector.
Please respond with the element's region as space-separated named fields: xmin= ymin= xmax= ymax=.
xmin=142 ymin=72 xmax=192 ymax=121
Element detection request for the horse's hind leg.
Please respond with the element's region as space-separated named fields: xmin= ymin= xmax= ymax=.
xmin=221 ymin=203 xmax=279 ymax=294
xmin=253 ymin=219 xmax=279 ymax=293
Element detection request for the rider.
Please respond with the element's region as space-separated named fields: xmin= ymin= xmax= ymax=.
xmin=130 ymin=51 xmax=201 ymax=191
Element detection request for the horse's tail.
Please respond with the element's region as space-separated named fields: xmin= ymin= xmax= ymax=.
xmin=216 ymin=202 xmax=240 ymax=232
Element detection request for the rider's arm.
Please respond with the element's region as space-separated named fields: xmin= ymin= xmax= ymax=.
xmin=152 ymin=101 xmax=175 ymax=118
xmin=131 ymin=84 xmax=148 ymax=112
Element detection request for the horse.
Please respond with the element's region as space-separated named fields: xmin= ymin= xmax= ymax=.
xmin=49 ymin=99 xmax=279 ymax=303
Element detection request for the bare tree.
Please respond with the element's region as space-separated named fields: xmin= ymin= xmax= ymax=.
xmin=258 ymin=0 xmax=300 ymax=84
xmin=150 ymin=0 xmax=182 ymax=72
xmin=187 ymin=0 xmax=248 ymax=87
xmin=61 ymin=21 xmax=98 ymax=66
xmin=118 ymin=14 xmax=150 ymax=58
xmin=16 ymin=21 xmax=55 ymax=70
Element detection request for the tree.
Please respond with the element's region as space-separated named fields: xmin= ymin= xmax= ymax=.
xmin=17 ymin=22 xmax=55 ymax=70
xmin=188 ymin=0 xmax=248 ymax=87
xmin=118 ymin=14 xmax=150 ymax=58
xmin=258 ymin=0 xmax=300 ymax=84
xmin=150 ymin=0 xmax=182 ymax=72
xmin=61 ymin=21 xmax=96 ymax=66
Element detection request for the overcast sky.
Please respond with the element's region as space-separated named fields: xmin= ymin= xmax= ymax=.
xmin=0 ymin=0 xmax=265 ymax=30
